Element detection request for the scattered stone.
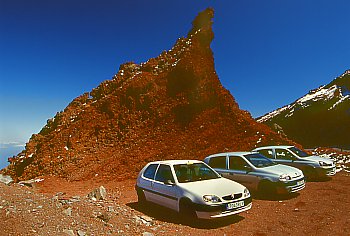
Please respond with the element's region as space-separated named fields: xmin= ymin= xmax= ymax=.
xmin=0 ymin=174 xmax=13 ymax=185
xmin=140 ymin=215 xmax=153 ymax=223
xmin=37 ymin=222 xmax=45 ymax=228
xmin=52 ymin=195 xmax=59 ymax=201
xmin=107 ymin=206 xmax=114 ymax=212
xmin=97 ymin=212 xmax=111 ymax=222
xmin=88 ymin=186 xmax=107 ymax=201
xmin=63 ymin=229 xmax=75 ymax=236
xmin=77 ymin=230 xmax=86 ymax=236
xmin=56 ymin=192 xmax=66 ymax=196
xmin=70 ymin=196 xmax=81 ymax=203
xmin=134 ymin=215 xmax=153 ymax=226
xmin=19 ymin=179 xmax=36 ymax=187
xmin=142 ymin=232 xmax=154 ymax=236
xmin=63 ymin=207 xmax=72 ymax=216
xmin=294 ymin=208 xmax=300 ymax=212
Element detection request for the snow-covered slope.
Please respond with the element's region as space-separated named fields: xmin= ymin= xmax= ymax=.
xmin=257 ymin=70 xmax=350 ymax=148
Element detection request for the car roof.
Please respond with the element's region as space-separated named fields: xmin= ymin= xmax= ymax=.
xmin=253 ymin=145 xmax=294 ymax=150
xmin=206 ymin=152 xmax=254 ymax=158
xmin=147 ymin=160 xmax=203 ymax=165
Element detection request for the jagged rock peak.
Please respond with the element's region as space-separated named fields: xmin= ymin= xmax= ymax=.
xmin=187 ymin=8 xmax=214 ymax=45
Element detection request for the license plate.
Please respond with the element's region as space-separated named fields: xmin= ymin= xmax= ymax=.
xmin=226 ymin=200 xmax=244 ymax=210
xmin=297 ymin=180 xmax=304 ymax=186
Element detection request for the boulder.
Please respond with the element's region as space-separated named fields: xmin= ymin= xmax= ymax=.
xmin=87 ymin=186 xmax=107 ymax=201
xmin=0 ymin=174 xmax=13 ymax=185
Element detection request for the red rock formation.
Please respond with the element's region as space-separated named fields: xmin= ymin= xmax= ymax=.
xmin=2 ymin=8 xmax=292 ymax=182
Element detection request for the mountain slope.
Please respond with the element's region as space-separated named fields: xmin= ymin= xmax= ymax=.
xmin=258 ymin=70 xmax=350 ymax=148
xmin=2 ymin=8 xmax=291 ymax=182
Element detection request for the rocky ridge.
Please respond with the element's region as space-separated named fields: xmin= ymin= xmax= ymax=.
xmin=1 ymin=8 xmax=291 ymax=182
xmin=258 ymin=70 xmax=350 ymax=148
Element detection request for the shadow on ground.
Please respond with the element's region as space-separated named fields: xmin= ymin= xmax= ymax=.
xmin=126 ymin=201 xmax=244 ymax=229
xmin=306 ymin=176 xmax=332 ymax=182
xmin=252 ymin=192 xmax=300 ymax=201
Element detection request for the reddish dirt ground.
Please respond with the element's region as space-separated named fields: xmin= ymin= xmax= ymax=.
xmin=1 ymin=172 xmax=349 ymax=235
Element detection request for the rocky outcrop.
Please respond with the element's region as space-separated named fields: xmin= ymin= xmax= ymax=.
xmin=1 ymin=8 xmax=291 ymax=182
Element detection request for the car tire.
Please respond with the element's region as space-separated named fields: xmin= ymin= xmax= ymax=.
xmin=136 ymin=187 xmax=146 ymax=204
xmin=258 ymin=180 xmax=276 ymax=197
xmin=179 ymin=198 xmax=197 ymax=219
xmin=303 ymin=167 xmax=317 ymax=181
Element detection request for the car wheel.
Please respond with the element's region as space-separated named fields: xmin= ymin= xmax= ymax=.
xmin=136 ymin=187 xmax=146 ymax=204
xmin=179 ymin=198 xmax=197 ymax=219
xmin=303 ymin=167 xmax=317 ymax=181
xmin=258 ymin=180 xmax=276 ymax=196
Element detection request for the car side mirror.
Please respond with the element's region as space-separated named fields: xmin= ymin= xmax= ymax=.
xmin=165 ymin=179 xmax=175 ymax=186
xmin=243 ymin=165 xmax=252 ymax=172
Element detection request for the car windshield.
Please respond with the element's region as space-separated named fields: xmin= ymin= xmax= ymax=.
xmin=244 ymin=153 xmax=277 ymax=168
xmin=288 ymin=147 xmax=309 ymax=157
xmin=174 ymin=163 xmax=220 ymax=183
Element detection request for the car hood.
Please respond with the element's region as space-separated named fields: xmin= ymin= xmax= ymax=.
xmin=302 ymin=155 xmax=334 ymax=165
xmin=262 ymin=164 xmax=303 ymax=177
xmin=178 ymin=177 xmax=246 ymax=197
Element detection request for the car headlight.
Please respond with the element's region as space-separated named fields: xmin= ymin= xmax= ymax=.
xmin=319 ymin=161 xmax=329 ymax=167
xmin=279 ymin=174 xmax=291 ymax=182
xmin=243 ymin=188 xmax=250 ymax=198
xmin=203 ymin=195 xmax=221 ymax=203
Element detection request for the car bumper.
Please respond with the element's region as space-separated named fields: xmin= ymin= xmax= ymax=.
xmin=322 ymin=166 xmax=336 ymax=176
xmin=194 ymin=197 xmax=252 ymax=219
xmin=312 ymin=166 xmax=336 ymax=177
xmin=276 ymin=178 xmax=306 ymax=194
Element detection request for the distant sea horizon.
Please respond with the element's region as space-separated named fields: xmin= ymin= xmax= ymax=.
xmin=0 ymin=145 xmax=24 ymax=170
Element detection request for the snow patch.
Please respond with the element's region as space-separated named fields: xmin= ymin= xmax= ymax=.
xmin=296 ymin=85 xmax=337 ymax=105
xmin=257 ymin=105 xmax=290 ymax=122
xmin=329 ymin=95 xmax=350 ymax=110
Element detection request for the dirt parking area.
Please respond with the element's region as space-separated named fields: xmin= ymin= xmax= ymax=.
xmin=1 ymin=172 xmax=349 ymax=235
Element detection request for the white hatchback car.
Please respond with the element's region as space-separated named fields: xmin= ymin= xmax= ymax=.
xmin=136 ymin=160 xmax=252 ymax=219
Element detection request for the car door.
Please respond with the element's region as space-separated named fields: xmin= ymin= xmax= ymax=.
xmin=207 ymin=155 xmax=228 ymax=176
xmin=227 ymin=155 xmax=258 ymax=190
xmin=274 ymin=148 xmax=299 ymax=168
xmin=139 ymin=163 xmax=159 ymax=202
xmin=152 ymin=164 xmax=178 ymax=210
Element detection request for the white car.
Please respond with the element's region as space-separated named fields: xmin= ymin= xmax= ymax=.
xmin=135 ymin=160 xmax=252 ymax=219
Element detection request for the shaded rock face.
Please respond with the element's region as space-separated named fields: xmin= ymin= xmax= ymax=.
xmin=258 ymin=70 xmax=350 ymax=149
xmin=2 ymin=8 xmax=290 ymax=181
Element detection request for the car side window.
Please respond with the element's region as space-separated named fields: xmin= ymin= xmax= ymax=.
xmin=229 ymin=156 xmax=248 ymax=171
xmin=257 ymin=149 xmax=274 ymax=159
xmin=155 ymin=164 xmax=175 ymax=183
xmin=208 ymin=156 xmax=226 ymax=169
xmin=143 ymin=164 xmax=158 ymax=180
xmin=275 ymin=149 xmax=295 ymax=160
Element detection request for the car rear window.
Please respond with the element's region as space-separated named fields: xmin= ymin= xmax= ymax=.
xmin=143 ymin=164 xmax=158 ymax=180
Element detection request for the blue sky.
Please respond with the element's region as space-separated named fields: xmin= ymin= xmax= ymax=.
xmin=0 ymin=0 xmax=349 ymax=167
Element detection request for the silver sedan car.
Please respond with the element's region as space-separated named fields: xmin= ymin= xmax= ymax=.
xmin=252 ymin=146 xmax=336 ymax=179
xmin=204 ymin=152 xmax=305 ymax=195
